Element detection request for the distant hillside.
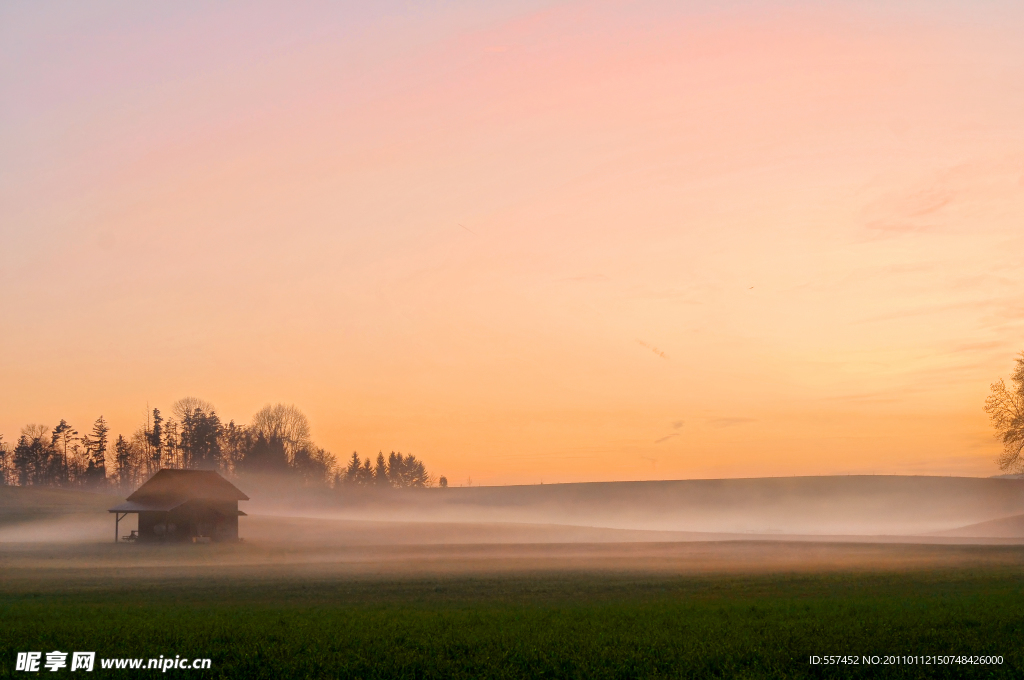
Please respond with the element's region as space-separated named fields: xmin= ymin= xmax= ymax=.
xmin=936 ymin=513 xmax=1024 ymax=538
xmin=0 ymin=486 xmax=123 ymax=524
xmin=246 ymin=475 xmax=1024 ymax=536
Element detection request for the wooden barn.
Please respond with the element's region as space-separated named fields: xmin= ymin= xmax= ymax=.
xmin=109 ymin=469 xmax=248 ymax=543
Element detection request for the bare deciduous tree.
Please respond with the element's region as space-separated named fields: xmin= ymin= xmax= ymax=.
xmin=172 ymin=397 xmax=215 ymax=422
xmin=13 ymin=424 xmax=59 ymax=486
xmin=22 ymin=424 xmax=49 ymax=441
xmin=985 ymin=353 xmax=1024 ymax=473
xmin=113 ymin=433 xmax=150 ymax=493
xmin=250 ymin=404 xmax=311 ymax=459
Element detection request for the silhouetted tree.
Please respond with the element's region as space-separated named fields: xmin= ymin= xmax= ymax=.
xmin=113 ymin=435 xmax=137 ymax=492
xmin=66 ymin=437 xmax=91 ymax=487
xmin=292 ymin=446 xmax=336 ymax=485
xmin=387 ymin=452 xmax=429 ymax=488
xmin=13 ymin=425 xmax=61 ymax=486
xmin=85 ymin=416 xmax=109 ymax=486
xmin=438 ymin=476 xmax=448 ymax=488
xmin=339 ymin=452 xmax=376 ymax=485
xmin=250 ymin=403 xmax=311 ymax=463
xmin=403 ymin=453 xmax=428 ymax=487
xmin=0 ymin=434 xmax=9 ymax=485
xmin=172 ymin=397 xmax=215 ymax=423
xmin=13 ymin=435 xmax=37 ymax=486
xmin=221 ymin=420 xmax=250 ymax=474
xmin=373 ymin=452 xmax=388 ymax=486
xmin=240 ymin=433 xmax=289 ymax=474
xmin=162 ymin=419 xmax=181 ymax=469
xmin=342 ymin=452 xmax=367 ymax=485
xmin=180 ymin=407 xmax=222 ymax=470
xmin=237 ymin=404 xmax=338 ymax=481
xmin=147 ymin=408 xmax=163 ymax=469
xmin=130 ymin=427 xmax=160 ymax=484
xmin=50 ymin=420 xmax=78 ymax=484
xmin=986 ymin=353 xmax=1024 ymax=472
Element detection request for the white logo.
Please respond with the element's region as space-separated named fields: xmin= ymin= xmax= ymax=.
xmin=44 ymin=652 xmax=68 ymax=672
xmin=71 ymin=653 xmax=96 ymax=672
xmin=15 ymin=651 xmax=95 ymax=672
xmin=15 ymin=652 xmax=41 ymax=672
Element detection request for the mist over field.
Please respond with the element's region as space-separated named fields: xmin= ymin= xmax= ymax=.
xmin=244 ymin=475 xmax=1024 ymax=537
xmin=5 ymin=474 xmax=1024 ymax=550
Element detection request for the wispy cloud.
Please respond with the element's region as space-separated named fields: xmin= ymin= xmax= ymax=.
xmin=637 ymin=339 xmax=668 ymax=359
xmin=860 ymin=182 xmax=955 ymax=236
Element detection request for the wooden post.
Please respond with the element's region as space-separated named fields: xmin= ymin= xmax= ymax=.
xmin=115 ymin=512 xmax=127 ymax=543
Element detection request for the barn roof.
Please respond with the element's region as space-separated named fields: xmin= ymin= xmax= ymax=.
xmin=109 ymin=498 xmax=188 ymax=513
xmin=126 ymin=469 xmax=249 ymax=502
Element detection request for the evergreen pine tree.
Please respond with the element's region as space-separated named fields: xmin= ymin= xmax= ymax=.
xmin=374 ymin=452 xmax=388 ymax=486
xmin=147 ymin=408 xmax=163 ymax=468
xmin=344 ymin=452 xmax=361 ymax=483
xmin=89 ymin=416 xmax=109 ymax=485
xmin=50 ymin=420 xmax=78 ymax=485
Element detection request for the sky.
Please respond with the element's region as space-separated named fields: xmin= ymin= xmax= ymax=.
xmin=2 ymin=0 xmax=1023 ymax=485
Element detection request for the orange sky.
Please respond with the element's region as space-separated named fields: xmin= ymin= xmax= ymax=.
xmin=2 ymin=1 xmax=1023 ymax=484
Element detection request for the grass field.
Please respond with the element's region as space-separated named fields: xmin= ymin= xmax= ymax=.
xmin=3 ymin=546 xmax=1024 ymax=678
xmin=4 ymin=485 xmax=1024 ymax=678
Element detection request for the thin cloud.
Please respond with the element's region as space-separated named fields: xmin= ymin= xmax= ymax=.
xmin=853 ymin=298 xmax=1001 ymax=324
xmin=654 ymin=434 xmax=678 ymax=444
xmin=861 ymin=186 xmax=955 ymax=235
xmin=637 ymin=340 xmax=669 ymax=359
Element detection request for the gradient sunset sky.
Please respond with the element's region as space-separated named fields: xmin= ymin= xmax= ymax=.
xmin=2 ymin=1 xmax=1023 ymax=484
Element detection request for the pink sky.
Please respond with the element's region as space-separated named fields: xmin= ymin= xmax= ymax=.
xmin=2 ymin=1 xmax=1023 ymax=484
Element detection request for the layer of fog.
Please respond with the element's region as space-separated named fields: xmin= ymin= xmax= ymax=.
xmin=0 ymin=513 xmax=115 ymax=543
xmin=6 ymin=541 xmax=1024 ymax=593
xmin=242 ymin=475 xmax=1024 ymax=538
xmin=5 ymin=476 xmax=1024 ymax=550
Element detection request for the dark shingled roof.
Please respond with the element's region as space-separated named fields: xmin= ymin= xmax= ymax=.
xmin=109 ymin=498 xmax=188 ymax=513
xmin=126 ymin=469 xmax=249 ymax=502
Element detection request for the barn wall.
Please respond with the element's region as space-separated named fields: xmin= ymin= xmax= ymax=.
xmin=137 ymin=512 xmax=167 ymax=542
xmin=135 ymin=502 xmax=241 ymax=542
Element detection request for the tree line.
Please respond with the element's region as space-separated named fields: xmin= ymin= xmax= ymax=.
xmin=0 ymin=398 xmax=445 ymax=492
xmin=339 ymin=451 xmax=440 ymax=488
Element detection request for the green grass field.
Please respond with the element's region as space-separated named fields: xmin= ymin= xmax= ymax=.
xmin=3 ymin=565 xmax=1023 ymax=679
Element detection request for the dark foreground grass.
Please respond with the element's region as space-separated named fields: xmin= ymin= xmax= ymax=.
xmin=2 ymin=567 xmax=1023 ymax=679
